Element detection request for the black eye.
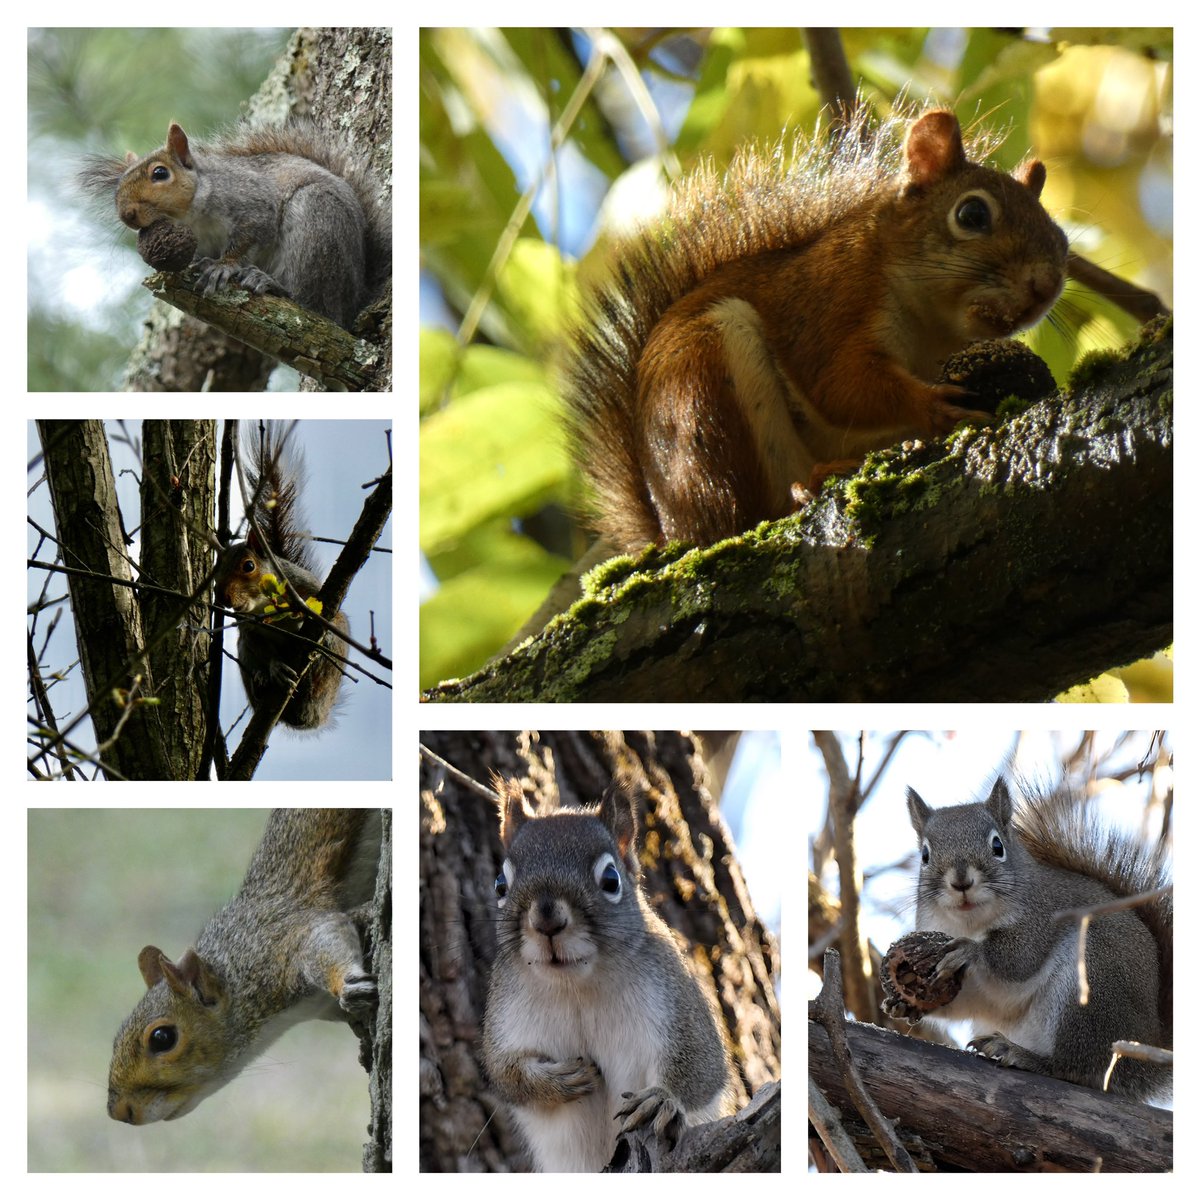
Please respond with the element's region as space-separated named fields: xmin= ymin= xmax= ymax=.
xmin=920 ymin=842 xmax=930 ymax=866
xmin=494 ymin=871 xmax=507 ymax=900
xmin=148 ymin=1025 xmax=177 ymax=1054
xmin=150 ymin=165 xmax=170 ymax=183
xmin=599 ymin=862 xmax=621 ymax=894
xmin=956 ymin=196 xmax=992 ymax=233
xmin=241 ymin=558 xmax=256 ymax=574
xmin=990 ymin=834 xmax=1005 ymax=858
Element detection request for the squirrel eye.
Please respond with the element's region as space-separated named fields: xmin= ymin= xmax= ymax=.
xmin=150 ymin=165 xmax=170 ymax=183
xmin=593 ymin=853 xmax=623 ymax=901
xmin=919 ymin=840 xmax=930 ymax=866
xmin=240 ymin=558 xmax=256 ymax=574
xmin=988 ymin=830 xmax=1006 ymax=860
xmin=494 ymin=860 xmax=513 ymax=906
xmin=147 ymin=1025 xmax=178 ymax=1054
xmin=954 ymin=195 xmax=993 ymax=234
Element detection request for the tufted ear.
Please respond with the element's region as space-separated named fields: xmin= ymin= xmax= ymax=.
xmin=490 ymin=772 xmax=536 ymax=848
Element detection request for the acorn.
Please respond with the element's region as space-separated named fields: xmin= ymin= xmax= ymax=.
xmin=137 ymin=219 xmax=198 ymax=273
xmin=939 ymin=338 xmax=1057 ymax=414
xmin=882 ymin=930 xmax=964 ymax=1013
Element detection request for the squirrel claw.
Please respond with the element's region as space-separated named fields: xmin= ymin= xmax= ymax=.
xmin=615 ymin=1086 xmax=686 ymax=1148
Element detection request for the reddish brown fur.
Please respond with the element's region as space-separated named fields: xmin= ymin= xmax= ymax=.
xmin=564 ymin=106 xmax=1067 ymax=552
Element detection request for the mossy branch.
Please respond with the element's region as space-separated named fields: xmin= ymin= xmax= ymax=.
xmin=427 ymin=318 xmax=1171 ymax=704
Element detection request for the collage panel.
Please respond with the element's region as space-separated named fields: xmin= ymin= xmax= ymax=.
xmin=806 ymin=729 xmax=1172 ymax=1172
xmin=28 ymin=418 xmax=393 ymax=782
xmin=419 ymin=27 xmax=1171 ymax=706
xmin=419 ymin=730 xmax=782 ymax=1172
xmin=27 ymin=806 xmax=391 ymax=1171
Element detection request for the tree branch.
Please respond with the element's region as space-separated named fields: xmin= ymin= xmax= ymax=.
xmin=427 ymin=318 xmax=1171 ymax=703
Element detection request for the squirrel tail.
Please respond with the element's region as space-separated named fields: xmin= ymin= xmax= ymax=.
xmin=240 ymin=421 xmax=316 ymax=574
xmin=1012 ymin=781 xmax=1173 ymax=1042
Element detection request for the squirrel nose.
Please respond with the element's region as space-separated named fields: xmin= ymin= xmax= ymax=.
xmin=108 ymin=1095 xmax=139 ymax=1124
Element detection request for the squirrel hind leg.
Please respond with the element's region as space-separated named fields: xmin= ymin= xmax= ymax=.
xmin=277 ymin=185 xmax=367 ymax=328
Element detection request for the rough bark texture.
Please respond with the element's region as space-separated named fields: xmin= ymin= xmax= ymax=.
xmin=418 ymin=730 xmax=782 ymax=1172
xmin=809 ymin=1018 xmax=1172 ymax=1172
xmin=122 ymin=26 xmax=392 ymax=392
xmin=427 ymin=319 xmax=1171 ymax=703
xmin=35 ymin=420 xmax=217 ymax=780
xmin=362 ymin=808 xmax=393 ymax=1172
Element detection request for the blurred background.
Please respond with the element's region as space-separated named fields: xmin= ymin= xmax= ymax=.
xmin=28 ymin=27 xmax=294 ymax=391
xmin=28 ymin=808 xmax=378 ymax=1171
xmin=418 ymin=27 xmax=1173 ymax=698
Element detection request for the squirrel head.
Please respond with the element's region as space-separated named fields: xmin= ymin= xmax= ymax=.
xmin=906 ymin=779 xmax=1029 ymax=935
xmin=106 ymin=946 xmax=233 ymax=1124
xmin=489 ymin=778 xmax=648 ymax=979
xmin=884 ymin=110 xmax=1068 ymax=347
xmin=115 ymin=122 xmax=199 ymax=231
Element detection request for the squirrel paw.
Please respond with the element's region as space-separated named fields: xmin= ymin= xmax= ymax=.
xmin=196 ymin=258 xmax=288 ymax=299
xmin=615 ymin=1086 xmax=686 ymax=1148
xmin=541 ymin=1056 xmax=603 ymax=1100
xmin=339 ymin=972 xmax=378 ymax=1015
xmin=968 ymin=1032 xmax=1046 ymax=1074
xmin=924 ymin=384 xmax=994 ymax=436
xmin=880 ymin=993 xmax=925 ymax=1025
xmin=934 ymin=936 xmax=979 ymax=981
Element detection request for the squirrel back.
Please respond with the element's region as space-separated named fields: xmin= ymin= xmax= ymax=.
xmin=217 ymin=421 xmax=349 ymax=731
xmin=107 ymin=808 xmax=381 ymax=1124
xmin=898 ymin=778 xmax=1170 ymax=1099
xmin=481 ymin=778 xmax=730 ymax=1171
xmin=80 ymin=119 xmax=391 ymax=329
xmin=564 ymin=104 xmax=1067 ymax=551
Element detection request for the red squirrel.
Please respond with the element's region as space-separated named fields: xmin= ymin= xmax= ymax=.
xmin=564 ymin=107 xmax=1068 ymax=552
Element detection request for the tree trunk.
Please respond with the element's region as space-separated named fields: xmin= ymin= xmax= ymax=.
xmin=418 ymin=729 xmax=781 ymax=1172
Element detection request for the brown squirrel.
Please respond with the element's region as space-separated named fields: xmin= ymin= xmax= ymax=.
xmin=564 ymin=106 xmax=1069 ymax=551
xmin=217 ymin=423 xmax=349 ymax=731
xmin=79 ymin=119 xmax=391 ymax=330
xmin=108 ymin=808 xmax=381 ymax=1124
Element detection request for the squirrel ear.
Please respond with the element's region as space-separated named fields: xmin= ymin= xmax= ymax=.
xmin=599 ymin=783 xmax=638 ymax=867
xmin=166 ymin=122 xmax=194 ymax=168
xmin=986 ymin=778 xmax=1014 ymax=824
xmin=1014 ymin=158 xmax=1047 ymax=198
xmin=490 ymin=773 xmax=534 ymax=846
xmin=158 ymin=948 xmax=224 ymax=1006
xmin=137 ymin=945 xmax=167 ymax=989
xmin=902 ymin=110 xmax=968 ymax=191
xmin=124 ymin=150 xmax=137 ymax=166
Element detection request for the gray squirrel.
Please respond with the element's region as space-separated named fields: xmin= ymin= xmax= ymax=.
xmin=79 ymin=119 xmax=391 ymax=330
xmin=884 ymin=778 xmax=1171 ymax=1100
xmin=481 ymin=778 xmax=732 ymax=1171
xmin=216 ymin=423 xmax=350 ymax=730
xmin=107 ymin=809 xmax=380 ymax=1123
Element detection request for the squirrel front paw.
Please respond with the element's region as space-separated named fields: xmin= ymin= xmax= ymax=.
xmin=615 ymin=1086 xmax=686 ymax=1148
xmin=881 ymin=993 xmax=926 ymax=1024
xmin=539 ymin=1056 xmax=603 ymax=1101
xmin=933 ymin=936 xmax=980 ymax=981
xmin=923 ymin=384 xmax=994 ymax=436
xmin=339 ymin=972 xmax=378 ymax=1015
xmin=195 ymin=258 xmax=288 ymax=299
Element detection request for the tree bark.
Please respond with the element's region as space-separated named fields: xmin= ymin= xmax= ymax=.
xmin=362 ymin=807 xmax=393 ymax=1172
xmin=426 ymin=318 xmax=1171 ymax=703
xmin=809 ymin=1018 xmax=1172 ymax=1172
xmin=418 ymin=730 xmax=781 ymax=1172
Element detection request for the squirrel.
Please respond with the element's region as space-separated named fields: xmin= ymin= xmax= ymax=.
xmin=884 ymin=778 xmax=1171 ymax=1100
xmin=564 ymin=105 xmax=1069 ymax=552
xmin=481 ymin=777 xmax=732 ymax=1172
xmin=79 ymin=119 xmax=391 ymax=330
xmin=107 ymin=808 xmax=381 ymax=1124
xmin=217 ymin=422 xmax=350 ymax=731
